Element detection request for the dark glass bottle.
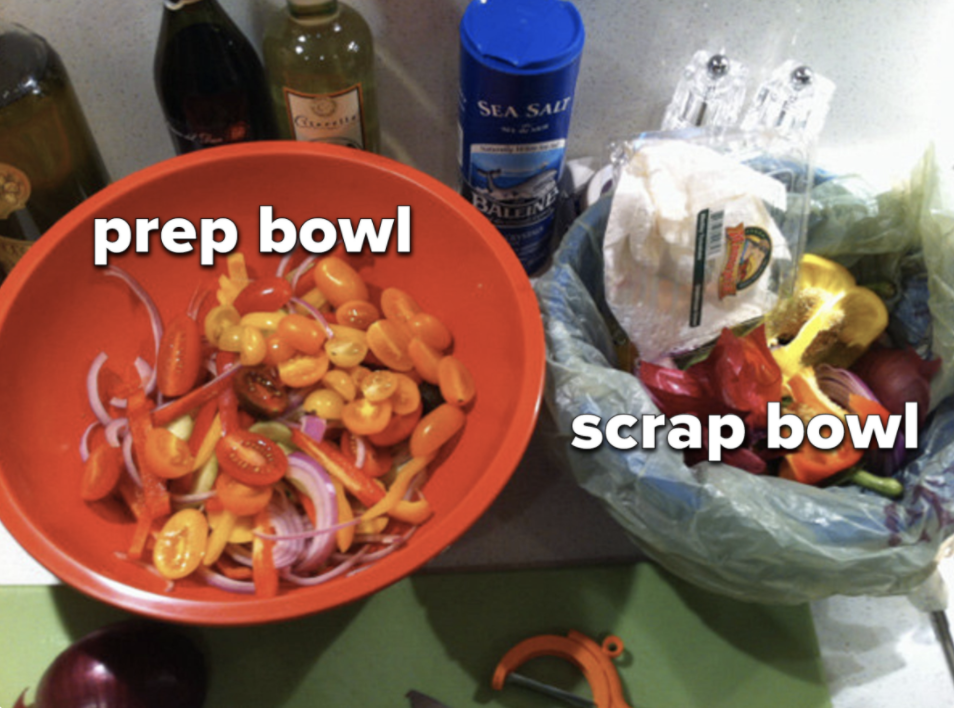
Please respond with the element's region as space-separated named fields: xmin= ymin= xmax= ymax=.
xmin=154 ymin=0 xmax=277 ymax=154
xmin=0 ymin=22 xmax=110 ymax=276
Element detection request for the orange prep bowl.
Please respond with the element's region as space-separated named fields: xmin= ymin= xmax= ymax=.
xmin=0 ymin=143 xmax=545 ymax=625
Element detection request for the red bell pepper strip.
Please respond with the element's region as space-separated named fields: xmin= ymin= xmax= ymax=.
xmin=252 ymin=510 xmax=279 ymax=598
xmin=290 ymin=429 xmax=385 ymax=508
xmin=126 ymin=389 xmax=171 ymax=519
xmin=153 ymin=365 xmax=238 ymax=427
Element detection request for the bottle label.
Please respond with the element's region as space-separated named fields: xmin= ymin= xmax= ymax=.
xmin=0 ymin=234 xmax=31 ymax=274
xmin=283 ymin=86 xmax=366 ymax=148
xmin=0 ymin=163 xmax=31 ymax=220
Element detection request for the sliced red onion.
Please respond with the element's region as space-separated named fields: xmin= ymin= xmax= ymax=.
xmin=815 ymin=364 xmax=906 ymax=476
xmin=104 ymin=266 xmax=162 ymax=393
xmin=280 ymin=546 xmax=370 ymax=586
xmin=197 ymin=566 xmax=256 ymax=594
xmin=87 ymin=351 xmax=114 ymax=425
xmin=79 ymin=422 xmax=98 ymax=463
xmin=288 ymin=255 xmax=316 ymax=292
xmin=291 ymin=296 xmax=334 ymax=338
xmin=263 ymin=493 xmax=307 ymax=569
xmin=354 ymin=435 xmax=367 ymax=470
xmin=122 ymin=433 xmax=142 ymax=487
xmin=285 ymin=451 xmax=339 ymax=571
xmin=354 ymin=527 xmax=417 ymax=564
xmin=299 ymin=415 xmax=327 ymax=444
xmin=170 ymin=490 xmax=217 ymax=505
xmin=110 ymin=357 xmax=156 ymax=408
xmin=104 ymin=418 xmax=129 ymax=448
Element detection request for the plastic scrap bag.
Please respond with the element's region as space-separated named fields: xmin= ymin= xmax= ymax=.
xmin=535 ymin=145 xmax=954 ymax=604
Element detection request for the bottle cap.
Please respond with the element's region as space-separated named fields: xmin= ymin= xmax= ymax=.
xmin=460 ymin=0 xmax=585 ymax=74
xmin=661 ymin=50 xmax=749 ymax=131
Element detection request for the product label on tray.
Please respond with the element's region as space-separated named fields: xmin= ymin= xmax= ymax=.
xmin=284 ymin=85 xmax=366 ymax=149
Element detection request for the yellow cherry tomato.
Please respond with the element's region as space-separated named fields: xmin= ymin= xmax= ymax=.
xmin=341 ymin=397 xmax=393 ymax=436
xmin=408 ymin=312 xmax=453 ymax=351
xmin=278 ymin=352 xmax=330 ymax=388
xmin=366 ymin=319 xmax=414 ymax=372
xmin=438 ymin=355 xmax=476 ymax=407
xmin=153 ymin=509 xmax=208 ymax=580
xmin=410 ymin=403 xmax=466 ymax=458
xmin=325 ymin=325 xmax=369 ymax=368
xmin=313 ymin=256 xmax=369 ymax=308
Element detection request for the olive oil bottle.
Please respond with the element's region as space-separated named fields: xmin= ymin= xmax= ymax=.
xmin=263 ymin=0 xmax=380 ymax=152
xmin=0 ymin=22 xmax=110 ymax=277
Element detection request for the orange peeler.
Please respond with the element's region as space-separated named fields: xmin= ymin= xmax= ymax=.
xmin=492 ymin=630 xmax=633 ymax=708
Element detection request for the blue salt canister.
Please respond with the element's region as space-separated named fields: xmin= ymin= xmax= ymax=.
xmin=459 ymin=0 xmax=585 ymax=275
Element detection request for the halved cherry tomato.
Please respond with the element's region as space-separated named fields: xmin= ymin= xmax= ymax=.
xmin=390 ymin=373 xmax=422 ymax=415
xmin=234 ymin=366 xmax=288 ymax=418
xmin=233 ymin=276 xmax=293 ymax=315
xmin=340 ymin=430 xmax=393 ymax=478
xmin=313 ymin=256 xmax=369 ymax=308
xmin=360 ymin=370 xmax=398 ymax=402
xmin=277 ymin=312 xmax=327 ymax=354
xmin=325 ymin=325 xmax=369 ymax=368
xmin=366 ymin=319 xmax=414 ymax=371
xmin=216 ymin=430 xmax=288 ymax=486
xmin=143 ymin=427 xmax=195 ymax=479
xmin=278 ymin=352 xmax=330 ymax=388
xmin=410 ymin=403 xmax=466 ymax=458
xmin=335 ymin=300 xmax=380 ymax=330
xmin=153 ymin=509 xmax=209 ymax=580
xmin=215 ymin=472 xmax=273 ymax=516
xmin=438 ymin=355 xmax=476 ymax=407
xmin=204 ymin=304 xmax=240 ymax=345
xmin=81 ymin=443 xmax=124 ymax=501
xmin=322 ymin=369 xmax=357 ymax=401
xmin=369 ymin=403 xmax=423 ymax=447
xmin=380 ymin=287 xmax=421 ymax=324
xmin=342 ymin=397 xmax=393 ymax=436
xmin=157 ymin=313 xmax=203 ymax=398
xmin=408 ymin=312 xmax=453 ymax=351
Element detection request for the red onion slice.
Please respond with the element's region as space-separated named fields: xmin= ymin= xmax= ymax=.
xmin=291 ymin=296 xmax=334 ymax=339
xmin=197 ymin=566 xmax=256 ymax=594
xmin=285 ymin=452 xmax=340 ymax=571
xmin=86 ymin=351 xmax=114 ymax=425
xmin=280 ymin=546 xmax=370 ymax=586
xmin=79 ymin=422 xmax=98 ymax=463
xmin=104 ymin=266 xmax=163 ymax=394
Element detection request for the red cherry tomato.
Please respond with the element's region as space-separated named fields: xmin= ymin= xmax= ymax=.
xmin=232 ymin=276 xmax=294 ymax=315
xmin=216 ymin=430 xmax=288 ymax=486
xmin=156 ymin=313 xmax=203 ymax=398
xmin=143 ymin=427 xmax=195 ymax=479
xmin=234 ymin=366 xmax=289 ymax=418
xmin=81 ymin=443 xmax=124 ymax=501
xmin=215 ymin=472 xmax=274 ymax=516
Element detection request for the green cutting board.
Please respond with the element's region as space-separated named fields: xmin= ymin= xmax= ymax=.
xmin=0 ymin=563 xmax=830 ymax=708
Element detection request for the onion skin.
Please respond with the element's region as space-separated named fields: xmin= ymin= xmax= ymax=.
xmin=16 ymin=620 xmax=206 ymax=708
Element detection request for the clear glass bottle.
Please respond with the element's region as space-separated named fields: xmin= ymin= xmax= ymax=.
xmin=0 ymin=22 xmax=111 ymax=277
xmin=263 ymin=0 xmax=380 ymax=152
xmin=154 ymin=0 xmax=277 ymax=154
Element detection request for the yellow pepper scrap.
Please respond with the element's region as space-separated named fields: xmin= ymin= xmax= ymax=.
xmin=216 ymin=252 xmax=250 ymax=306
xmin=768 ymin=254 xmax=888 ymax=380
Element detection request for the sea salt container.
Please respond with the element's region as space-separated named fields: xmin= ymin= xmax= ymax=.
xmin=458 ymin=0 xmax=585 ymax=275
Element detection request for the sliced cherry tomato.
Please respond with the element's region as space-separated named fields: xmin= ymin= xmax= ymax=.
xmin=277 ymin=312 xmax=327 ymax=354
xmin=410 ymin=403 xmax=466 ymax=458
xmin=278 ymin=352 xmax=330 ymax=388
xmin=390 ymin=373 xmax=422 ymax=415
xmin=341 ymin=397 xmax=393 ymax=436
xmin=153 ymin=509 xmax=209 ymax=580
xmin=366 ymin=319 xmax=414 ymax=372
xmin=335 ymin=299 xmax=380 ymax=330
xmin=340 ymin=430 xmax=393 ymax=478
xmin=313 ymin=256 xmax=369 ymax=308
xmin=216 ymin=430 xmax=288 ymax=486
xmin=380 ymin=287 xmax=422 ymax=324
xmin=232 ymin=276 xmax=293 ymax=315
xmin=438 ymin=355 xmax=476 ymax=407
xmin=325 ymin=325 xmax=369 ymax=368
xmin=408 ymin=312 xmax=453 ymax=351
xmin=322 ymin=369 xmax=357 ymax=401
xmin=143 ymin=427 xmax=195 ymax=479
xmin=368 ymin=403 xmax=423 ymax=447
xmin=204 ymin=304 xmax=240 ymax=346
xmin=214 ymin=472 xmax=273 ymax=516
xmin=156 ymin=313 xmax=203 ymax=398
xmin=81 ymin=443 xmax=124 ymax=501
xmin=360 ymin=370 xmax=398 ymax=402
xmin=234 ymin=366 xmax=289 ymax=418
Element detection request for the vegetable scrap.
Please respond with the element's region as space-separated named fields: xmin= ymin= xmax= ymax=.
xmin=637 ymin=253 xmax=938 ymax=496
xmin=80 ymin=253 xmax=476 ymax=596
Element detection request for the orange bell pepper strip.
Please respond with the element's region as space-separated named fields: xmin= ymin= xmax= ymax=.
xmin=253 ymin=509 xmax=279 ymax=598
xmin=332 ymin=478 xmax=355 ymax=553
xmin=360 ymin=455 xmax=434 ymax=525
xmin=290 ymin=429 xmax=385 ymax=508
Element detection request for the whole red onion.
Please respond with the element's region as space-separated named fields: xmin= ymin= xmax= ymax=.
xmin=852 ymin=345 xmax=941 ymax=429
xmin=15 ymin=620 xmax=207 ymax=708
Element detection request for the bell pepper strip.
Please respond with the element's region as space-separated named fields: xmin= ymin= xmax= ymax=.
xmin=203 ymin=508 xmax=236 ymax=567
xmin=188 ymin=399 xmax=219 ymax=457
xmin=191 ymin=412 xmax=223 ymax=472
xmin=332 ymin=478 xmax=355 ymax=553
xmin=215 ymin=554 xmax=253 ymax=580
xmin=217 ymin=253 xmax=250 ymax=306
xmin=126 ymin=389 xmax=171 ymax=519
xmin=217 ymin=387 xmax=241 ymax=437
xmin=778 ymin=437 xmax=863 ymax=485
xmin=769 ymin=254 xmax=888 ymax=379
xmin=153 ymin=365 xmax=239 ymax=427
xmin=252 ymin=510 xmax=279 ymax=598
xmin=361 ymin=455 xmax=433 ymax=524
xmin=291 ymin=429 xmax=386 ymax=508
xmin=117 ymin=475 xmax=162 ymax=560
